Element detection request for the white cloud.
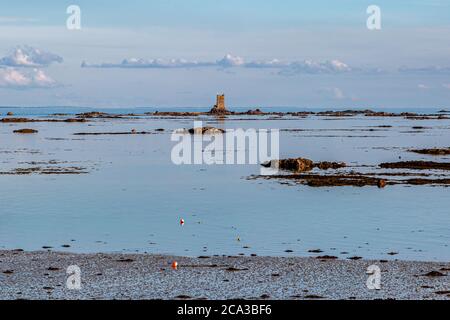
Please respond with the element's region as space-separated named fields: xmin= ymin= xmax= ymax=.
xmin=82 ymin=54 xmax=359 ymax=75
xmin=418 ymin=84 xmax=430 ymax=89
xmin=279 ymin=59 xmax=352 ymax=75
xmin=82 ymin=57 xmax=214 ymax=69
xmin=0 ymin=46 xmax=63 ymax=67
xmin=0 ymin=68 xmax=57 ymax=88
xmin=216 ymin=54 xmax=245 ymax=67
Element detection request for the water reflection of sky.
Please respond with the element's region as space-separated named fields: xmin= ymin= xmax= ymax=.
xmin=0 ymin=108 xmax=449 ymax=261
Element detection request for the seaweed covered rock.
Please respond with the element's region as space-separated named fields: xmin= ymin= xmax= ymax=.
xmin=13 ymin=128 xmax=38 ymax=134
xmin=188 ymin=127 xmax=225 ymax=135
xmin=263 ymin=158 xmax=346 ymax=172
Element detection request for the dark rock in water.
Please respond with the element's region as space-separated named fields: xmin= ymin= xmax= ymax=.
xmin=316 ymin=255 xmax=338 ymax=260
xmin=6 ymin=112 xmax=13 ymax=116
xmin=2 ymin=117 xmax=85 ymax=123
xmin=64 ymin=118 xmax=87 ymax=123
xmin=13 ymin=129 xmax=38 ymax=134
xmin=76 ymin=111 xmax=108 ymax=118
xmin=74 ymin=131 xmax=153 ymax=136
xmin=409 ymin=148 xmax=450 ymax=156
xmin=380 ymin=161 xmax=450 ymax=170
xmin=188 ymin=127 xmax=225 ymax=135
xmin=246 ymin=108 xmax=264 ymax=115
xmin=308 ymin=249 xmax=323 ymax=253
xmin=263 ymin=158 xmax=346 ymax=172
xmin=347 ymin=256 xmax=363 ymax=260
xmin=315 ymin=161 xmax=346 ymax=170
xmin=3 ymin=270 xmax=14 ymax=274
xmin=278 ymin=158 xmax=314 ymax=172
xmin=2 ymin=118 xmax=30 ymax=123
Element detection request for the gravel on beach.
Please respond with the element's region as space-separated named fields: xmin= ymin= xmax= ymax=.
xmin=0 ymin=250 xmax=448 ymax=300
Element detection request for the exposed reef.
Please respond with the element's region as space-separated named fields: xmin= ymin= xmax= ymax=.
xmin=409 ymin=148 xmax=450 ymax=156
xmin=1 ymin=117 xmax=87 ymax=123
xmin=13 ymin=129 xmax=38 ymax=134
xmin=256 ymin=157 xmax=450 ymax=187
xmin=380 ymin=161 xmax=450 ymax=171
xmin=262 ymin=158 xmax=346 ymax=172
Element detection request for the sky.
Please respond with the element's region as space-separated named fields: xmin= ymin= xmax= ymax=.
xmin=0 ymin=0 xmax=449 ymax=108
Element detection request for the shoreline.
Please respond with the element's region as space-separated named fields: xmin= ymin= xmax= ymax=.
xmin=1 ymin=250 xmax=448 ymax=300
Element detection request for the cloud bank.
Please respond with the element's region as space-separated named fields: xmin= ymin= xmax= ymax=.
xmin=398 ymin=66 xmax=450 ymax=74
xmin=81 ymin=54 xmax=357 ymax=75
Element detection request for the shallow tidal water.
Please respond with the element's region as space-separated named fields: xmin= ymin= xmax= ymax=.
xmin=0 ymin=107 xmax=449 ymax=261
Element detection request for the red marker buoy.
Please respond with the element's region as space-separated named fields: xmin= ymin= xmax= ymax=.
xmin=180 ymin=218 xmax=185 ymax=226
xmin=171 ymin=261 xmax=178 ymax=270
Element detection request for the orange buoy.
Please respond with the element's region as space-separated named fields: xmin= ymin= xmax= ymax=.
xmin=180 ymin=218 xmax=185 ymax=226
xmin=171 ymin=261 xmax=178 ymax=270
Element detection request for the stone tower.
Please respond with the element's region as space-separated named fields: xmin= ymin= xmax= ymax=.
xmin=216 ymin=94 xmax=225 ymax=111
xmin=210 ymin=94 xmax=228 ymax=114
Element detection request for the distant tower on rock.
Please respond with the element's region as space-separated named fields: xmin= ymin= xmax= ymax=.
xmin=210 ymin=94 xmax=228 ymax=114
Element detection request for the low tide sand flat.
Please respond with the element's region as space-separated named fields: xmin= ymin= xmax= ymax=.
xmin=0 ymin=251 xmax=449 ymax=300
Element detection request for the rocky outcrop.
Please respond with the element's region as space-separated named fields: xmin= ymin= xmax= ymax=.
xmin=315 ymin=161 xmax=347 ymax=170
xmin=409 ymin=148 xmax=450 ymax=156
xmin=188 ymin=127 xmax=225 ymax=135
xmin=1 ymin=118 xmax=30 ymax=123
xmin=1 ymin=117 xmax=86 ymax=123
xmin=13 ymin=129 xmax=38 ymax=134
xmin=209 ymin=106 xmax=230 ymax=115
xmin=263 ymin=158 xmax=346 ymax=172
xmin=380 ymin=161 xmax=450 ymax=170
xmin=245 ymin=109 xmax=264 ymax=115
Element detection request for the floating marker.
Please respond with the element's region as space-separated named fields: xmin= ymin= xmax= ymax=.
xmin=180 ymin=218 xmax=185 ymax=226
xmin=171 ymin=261 xmax=178 ymax=270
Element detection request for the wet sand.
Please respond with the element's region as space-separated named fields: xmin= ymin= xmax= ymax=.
xmin=0 ymin=250 xmax=448 ymax=300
